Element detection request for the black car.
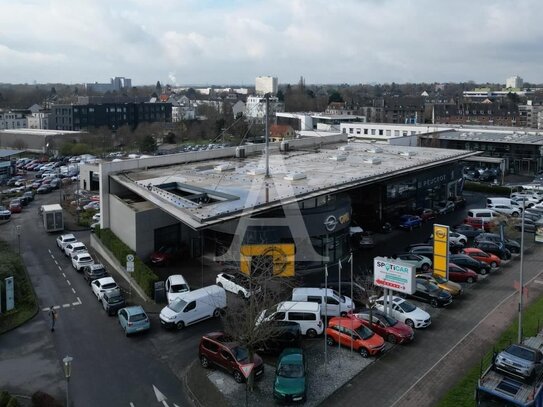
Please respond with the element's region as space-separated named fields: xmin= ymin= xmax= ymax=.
xmin=18 ymin=195 xmax=31 ymax=206
xmin=452 ymin=224 xmax=484 ymax=239
xmin=101 ymin=288 xmax=126 ymax=316
xmin=36 ymin=185 xmax=51 ymax=194
xmin=406 ymin=278 xmax=453 ymax=308
xmin=426 ymin=238 xmax=463 ymax=254
xmin=474 ymin=233 xmax=521 ymax=254
xmin=255 ymin=321 xmax=302 ymax=354
xmin=83 ymin=263 xmax=108 ymax=284
xmin=512 ymin=218 xmax=536 ymax=233
xmin=449 ymin=254 xmax=491 ymax=275
xmin=22 ymin=191 xmax=35 ymax=201
xmin=406 ymin=244 xmax=434 ymax=259
xmin=473 ymin=241 xmax=511 ymax=260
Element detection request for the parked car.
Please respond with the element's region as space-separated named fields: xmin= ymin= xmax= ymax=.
xmin=435 ymin=200 xmax=455 ymax=215
xmin=64 ymin=241 xmax=87 ymax=258
xmin=474 ymin=233 xmax=521 ymax=254
xmin=373 ymin=296 xmax=431 ymax=329
xmin=273 ymin=348 xmax=307 ymax=403
xmin=353 ymin=310 xmax=414 ymax=344
xmin=462 ymin=247 xmax=502 ymax=268
xmin=494 ymin=344 xmax=543 ymax=380
xmin=407 ymin=245 xmax=434 ymax=259
xmin=101 ymin=288 xmax=126 ymax=316
xmin=254 ymin=321 xmax=302 ymax=354
xmin=56 ymin=234 xmax=77 ymax=250
xmin=321 ymin=280 xmax=368 ymax=307
xmin=83 ymin=201 xmax=100 ymax=211
xmin=488 ymin=204 xmax=522 ymax=217
xmin=216 ymin=271 xmax=261 ymax=299
xmin=118 ymin=305 xmax=151 ymax=336
xmin=150 ymin=245 xmax=181 ymax=266
xmin=292 ymin=287 xmax=354 ymax=317
xmin=449 ymin=254 xmax=491 ymax=275
xmin=257 ymin=301 xmax=324 ymax=338
xmin=359 ymin=231 xmax=375 ymax=249
xmin=9 ymin=199 xmax=22 ymax=213
xmin=417 ymin=208 xmax=437 ymax=222
xmin=416 ymin=273 xmax=462 ymax=297
xmin=83 ymin=263 xmax=108 ymax=284
xmin=92 ymin=212 xmax=101 ymax=222
xmin=398 ymin=215 xmax=423 ymax=230
xmin=472 ymin=240 xmax=511 ymax=260
xmin=406 ymin=278 xmax=453 ymax=307
xmin=512 ymin=218 xmax=536 ymax=233
xmin=165 ymin=274 xmax=191 ymax=304
xmin=326 ymin=317 xmax=385 ymax=357
xmin=448 ymin=263 xmax=479 ymax=283
xmin=22 ymin=191 xmax=35 ymax=202
xmin=0 ymin=206 xmax=11 ymax=220
xmin=199 ymin=331 xmax=265 ymax=383
xmin=91 ymin=277 xmax=119 ymax=301
xmin=391 ymin=253 xmax=432 ymax=272
xmin=72 ymin=252 xmax=94 ymax=271
xmin=463 ymin=217 xmax=494 ymax=232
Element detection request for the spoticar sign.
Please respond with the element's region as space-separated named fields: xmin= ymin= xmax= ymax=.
xmin=373 ymin=257 xmax=416 ymax=295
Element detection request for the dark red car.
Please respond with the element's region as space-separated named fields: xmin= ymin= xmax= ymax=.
xmin=199 ymin=332 xmax=264 ymax=383
xmin=448 ymin=263 xmax=478 ymax=283
xmin=353 ymin=310 xmax=414 ymax=344
xmin=418 ymin=208 xmax=437 ymax=222
xmin=9 ymin=199 xmax=22 ymax=213
xmin=463 ymin=217 xmax=493 ymax=232
xmin=150 ymin=246 xmax=176 ymax=266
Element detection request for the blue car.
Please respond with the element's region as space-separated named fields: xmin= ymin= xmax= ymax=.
xmin=118 ymin=306 xmax=150 ymax=336
xmin=398 ymin=215 xmax=423 ymax=230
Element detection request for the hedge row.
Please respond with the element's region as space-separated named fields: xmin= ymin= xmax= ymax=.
xmin=0 ymin=391 xmax=20 ymax=407
xmin=463 ymin=181 xmax=512 ymax=195
xmin=95 ymin=228 xmax=159 ymax=298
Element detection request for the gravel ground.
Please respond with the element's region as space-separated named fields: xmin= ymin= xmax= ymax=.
xmin=206 ymin=339 xmax=393 ymax=406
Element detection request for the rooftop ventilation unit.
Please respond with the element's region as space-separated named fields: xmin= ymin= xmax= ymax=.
xmin=235 ymin=146 xmax=246 ymax=159
xmin=400 ymin=151 xmax=417 ymax=157
xmin=329 ymin=155 xmax=347 ymax=161
xmin=367 ymin=147 xmax=383 ymax=153
xmin=214 ymin=163 xmax=235 ymax=172
xmin=338 ymin=145 xmax=353 ymax=151
xmin=363 ymin=158 xmax=381 ymax=165
xmin=280 ymin=140 xmax=290 ymax=152
xmin=284 ymin=172 xmax=307 ymax=181
xmin=247 ymin=168 xmax=266 ymax=176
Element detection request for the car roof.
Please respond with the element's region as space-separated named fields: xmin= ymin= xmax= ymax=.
xmin=277 ymin=301 xmax=320 ymax=312
xmin=278 ymin=348 xmax=304 ymax=363
xmin=96 ymin=277 xmax=115 ymax=284
xmin=124 ymin=305 xmax=145 ymax=315
xmin=167 ymin=274 xmax=188 ymax=284
xmin=329 ymin=317 xmax=362 ymax=329
xmin=89 ymin=263 xmax=105 ymax=270
xmin=60 ymin=234 xmax=76 ymax=240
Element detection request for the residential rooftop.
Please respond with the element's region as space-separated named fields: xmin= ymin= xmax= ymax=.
xmin=423 ymin=129 xmax=543 ymax=145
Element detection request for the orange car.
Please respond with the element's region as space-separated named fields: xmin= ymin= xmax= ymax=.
xmin=462 ymin=247 xmax=501 ymax=268
xmin=326 ymin=317 xmax=385 ymax=358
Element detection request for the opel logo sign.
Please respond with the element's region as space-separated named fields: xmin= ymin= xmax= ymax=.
xmin=324 ymin=215 xmax=338 ymax=232
xmin=436 ymin=229 xmax=447 ymax=239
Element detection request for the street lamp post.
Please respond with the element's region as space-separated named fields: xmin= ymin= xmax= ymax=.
xmin=518 ymin=197 xmax=526 ymax=343
xmin=16 ymin=225 xmax=21 ymax=255
xmin=63 ymin=356 xmax=73 ymax=407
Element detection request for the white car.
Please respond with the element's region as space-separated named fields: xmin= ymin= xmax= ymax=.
xmin=56 ymin=234 xmax=77 ymax=250
xmin=392 ymin=253 xmax=432 ymax=272
xmin=449 ymin=232 xmax=468 ymax=245
xmin=165 ymin=275 xmax=191 ymax=304
xmin=215 ymin=271 xmax=261 ymax=299
xmin=511 ymin=193 xmax=540 ymax=206
xmin=71 ymin=252 xmax=94 ymax=271
xmin=64 ymin=242 xmax=87 ymax=258
xmin=92 ymin=212 xmax=101 ymax=222
xmin=373 ymin=296 xmax=431 ymax=329
xmin=488 ymin=204 xmax=521 ymax=217
xmin=91 ymin=277 xmax=119 ymax=301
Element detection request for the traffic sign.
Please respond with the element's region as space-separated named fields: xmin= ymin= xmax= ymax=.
xmin=126 ymin=261 xmax=134 ymax=273
xmin=126 ymin=254 xmax=135 ymax=262
xmin=240 ymin=363 xmax=254 ymax=379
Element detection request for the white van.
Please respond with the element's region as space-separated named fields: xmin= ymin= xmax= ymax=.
xmin=487 ymin=197 xmax=523 ymax=210
xmin=467 ymin=208 xmax=501 ymax=221
xmin=291 ymin=287 xmax=354 ymax=317
xmin=257 ymin=301 xmax=323 ymax=338
xmin=165 ymin=274 xmax=191 ymax=304
xmin=159 ymin=285 xmax=226 ymax=329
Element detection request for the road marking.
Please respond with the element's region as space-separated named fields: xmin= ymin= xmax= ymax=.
xmin=50 ymin=254 xmax=55 ymax=259
xmin=389 ymin=270 xmax=543 ymax=407
xmin=76 ymin=297 xmax=81 ymax=304
xmin=62 ymin=304 xmax=70 ymax=308
xmin=71 ymin=288 xmax=76 ymax=294
xmin=48 ymin=249 xmax=52 ymax=255
xmin=130 ymin=403 xmax=135 ymax=407
xmin=66 ymin=280 xmax=71 ymax=286
xmin=71 ymin=301 xmax=79 ymax=306
xmin=58 ymin=266 xmax=63 ymax=271
xmin=62 ymin=273 xmax=66 ymax=278
xmin=54 ymin=260 xmax=58 ymax=265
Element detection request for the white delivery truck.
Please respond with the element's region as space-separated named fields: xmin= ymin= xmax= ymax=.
xmin=41 ymin=204 xmax=64 ymax=232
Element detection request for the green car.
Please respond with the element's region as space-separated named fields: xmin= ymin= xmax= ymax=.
xmin=273 ymin=348 xmax=307 ymax=403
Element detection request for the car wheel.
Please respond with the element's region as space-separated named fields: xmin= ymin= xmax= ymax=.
xmin=405 ymin=319 xmax=414 ymax=328
xmin=359 ymin=347 xmax=369 ymax=358
xmin=340 ymin=311 xmax=348 ymax=317
xmin=480 ymin=268 xmax=487 ymax=275
xmin=326 ymin=336 xmax=335 ymax=346
xmin=512 ymin=212 xmax=519 ymax=217
xmin=490 ymin=261 xmax=498 ymax=268
xmin=306 ymin=329 xmax=318 ymax=339
xmin=421 ymin=263 xmax=430 ymax=272
xmin=213 ymin=308 xmax=221 ymax=318
xmin=200 ymin=355 xmax=210 ymax=368
xmin=460 ymin=239 xmax=467 ymax=245
xmin=430 ymin=298 xmax=439 ymax=308
xmin=176 ymin=321 xmax=185 ymax=330
xmin=467 ymin=277 xmax=475 ymax=284
xmin=233 ymin=370 xmax=245 ymax=383
xmin=217 ymin=282 xmax=223 ymax=288
xmin=387 ymin=334 xmax=397 ymax=344
xmin=238 ymin=291 xmax=245 ymax=299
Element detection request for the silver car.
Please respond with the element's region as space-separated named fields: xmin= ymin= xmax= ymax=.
xmin=494 ymin=344 xmax=543 ymax=380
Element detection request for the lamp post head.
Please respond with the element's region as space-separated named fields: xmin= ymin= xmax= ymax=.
xmin=63 ymin=356 xmax=73 ymax=379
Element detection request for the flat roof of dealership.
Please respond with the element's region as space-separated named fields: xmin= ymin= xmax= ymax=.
xmin=423 ymin=130 xmax=543 ymax=145
xmin=107 ymin=135 xmax=477 ymax=229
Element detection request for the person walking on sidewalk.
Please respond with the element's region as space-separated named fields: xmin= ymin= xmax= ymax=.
xmin=48 ymin=306 xmax=57 ymax=332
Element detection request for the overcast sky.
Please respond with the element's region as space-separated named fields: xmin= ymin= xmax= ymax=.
xmin=1 ymin=0 xmax=541 ymax=86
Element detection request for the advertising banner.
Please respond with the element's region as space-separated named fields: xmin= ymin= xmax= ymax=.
xmin=373 ymin=257 xmax=416 ymax=295
xmin=433 ymin=224 xmax=449 ymax=279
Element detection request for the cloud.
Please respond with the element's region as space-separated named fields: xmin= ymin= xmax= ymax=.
xmin=1 ymin=0 xmax=543 ymax=84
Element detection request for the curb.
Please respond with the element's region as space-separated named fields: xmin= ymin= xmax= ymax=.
xmin=182 ymin=360 xmax=204 ymax=407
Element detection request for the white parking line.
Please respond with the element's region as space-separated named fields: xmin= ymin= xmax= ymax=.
xmin=58 ymin=266 xmax=62 ymax=271
xmin=62 ymin=273 xmax=66 ymax=278
xmin=66 ymin=280 xmax=71 ymax=286
xmin=54 ymin=260 xmax=58 ymax=265
xmin=76 ymin=297 xmax=81 ymax=304
xmin=48 ymin=249 xmax=52 ymax=255
xmin=71 ymin=301 xmax=79 ymax=306
xmin=71 ymin=288 xmax=76 ymax=294
xmin=62 ymin=304 xmax=70 ymax=308
xmin=130 ymin=403 xmax=135 ymax=407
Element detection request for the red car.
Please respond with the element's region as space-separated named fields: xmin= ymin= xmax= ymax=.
xmin=9 ymin=200 xmax=22 ymax=213
xmin=419 ymin=208 xmax=437 ymax=222
xmin=199 ymin=332 xmax=264 ymax=383
xmin=448 ymin=263 xmax=478 ymax=283
xmin=463 ymin=217 xmax=494 ymax=232
xmin=150 ymin=246 xmax=176 ymax=266
xmin=462 ymin=247 xmax=501 ymax=268
xmin=352 ymin=310 xmax=414 ymax=345
xmin=326 ymin=317 xmax=385 ymax=357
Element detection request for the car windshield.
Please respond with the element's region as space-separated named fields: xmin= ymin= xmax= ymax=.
xmin=232 ymin=346 xmax=249 ymax=362
xmin=398 ymin=301 xmax=416 ymax=313
xmin=168 ymin=299 xmax=187 ymax=313
xmin=108 ymin=295 xmax=123 ymax=304
xmin=381 ymin=314 xmax=398 ymax=326
xmin=355 ymin=325 xmax=374 ymax=340
xmin=332 ymin=290 xmax=345 ymax=302
xmin=171 ymin=284 xmax=189 ymax=293
xmin=130 ymin=313 xmax=147 ymax=322
xmin=102 ymin=283 xmax=117 ymax=290
xmin=277 ymin=362 xmax=304 ymax=378
xmin=427 ymin=283 xmax=439 ymax=293
xmin=434 ymin=276 xmax=447 ymax=284
xmin=506 ymin=345 xmax=537 ymax=361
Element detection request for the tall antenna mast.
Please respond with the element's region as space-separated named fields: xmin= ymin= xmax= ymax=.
xmin=265 ymin=93 xmax=270 ymax=178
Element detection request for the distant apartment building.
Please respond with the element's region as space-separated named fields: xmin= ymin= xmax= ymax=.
xmin=27 ymin=112 xmax=50 ymax=129
xmin=518 ymin=100 xmax=543 ymax=128
xmin=171 ymin=105 xmax=196 ymax=122
xmin=244 ymin=95 xmax=284 ymax=123
xmin=0 ymin=110 xmax=28 ymax=130
xmin=432 ymin=101 xmax=519 ymax=127
xmin=325 ymin=102 xmax=360 ymax=116
xmin=506 ymin=75 xmax=523 ymax=89
xmin=85 ymin=76 xmax=132 ymax=94
xmin=359 ymin=96 xmax=427 ymax=124
xmin=49 ymin=102 xmax=172 ymax=130
xmin=255 ymin=76 xmax=278 ymax=96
